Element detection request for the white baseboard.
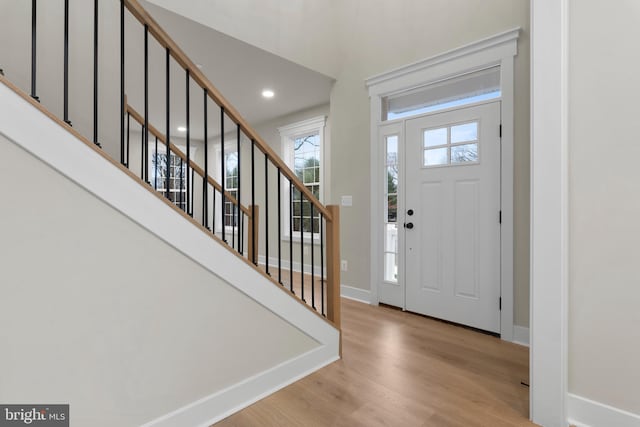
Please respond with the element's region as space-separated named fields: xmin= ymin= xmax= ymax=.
xmin=512 ymin=325 xmax=530 ymax=347
xmin=568 ymin=393 xmax=640 ymax=427
xmin=143 ymin=346 xmax=339 ymax=427
xmin=341 ymin=285 xmax=371 ymax=304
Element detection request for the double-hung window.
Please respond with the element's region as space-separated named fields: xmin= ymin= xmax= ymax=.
xmin=278 ymin=116 xmax=327 ymax=239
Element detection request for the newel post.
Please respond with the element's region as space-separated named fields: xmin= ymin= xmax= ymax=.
xmin=326 ymin=205 xmax=341 ymax=331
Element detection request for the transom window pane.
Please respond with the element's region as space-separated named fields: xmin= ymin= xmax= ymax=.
xmin=383 ymin=66 xmax=501 ymax=121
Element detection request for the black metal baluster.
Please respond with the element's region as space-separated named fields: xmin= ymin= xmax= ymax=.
xmin=63 ymin=0 xmax=71 ymax=126
xmin=185 ymin=70 xmax=191 ymax=216
xmin=154 ymin=136 xmax=158 ymax=189
xmin=221 ymin=107 xmax=226 ymax=243
xmin=251 ymin=140 xmax=256 ymax=265
xmin=179 ymin=158 xmax=184 ymax=210
xmin=300 ymin=192 xmax=305 ymax=302
xmin=126 ymin=112 xmax=130 ymax=167
xmin=203 ymin=89 xmax=209 ymax=228
xmin=311 ymin=203 xmax=315 ymax=310
xmin=277 ymin=168 xmax=282 ymax=284
xmin=140 ymin=123 xmax=144 ymax=179
xmin=119 ymin=0 xmax=124 ymax=164
xmin=265 ymin=153 xmax=270 ymax=275
xmin=212 ymin=188 xmax=216 ymax=233
xmin=165 ymin=48 xmax=170 ymax=200
xmin=143 ymin=25 xmax=149 ymax=182
xmin=320 ymin=213 xmax=325 ymax=316
xmin=289 ymin=180 xmax=294 ymax=293
xmin=93 ymin=0 xmax=99 ymax=146
xmin=237 ymin=124 xmax=242 ymax=254
xmin=191 ymin=169 xmax=195 ymax=214
xmin=30 ymin=0 xmax=39 ymax=101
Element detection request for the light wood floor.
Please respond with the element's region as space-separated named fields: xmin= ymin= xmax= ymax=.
xmin=215 ymin=298 xmax=533 ymax=427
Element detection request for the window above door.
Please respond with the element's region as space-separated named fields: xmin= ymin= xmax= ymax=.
xmin=382 ymin=66 xmax=501 ymax=121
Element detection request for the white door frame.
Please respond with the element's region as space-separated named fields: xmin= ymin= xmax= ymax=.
xmin=366 ymin=28 xmax=520 ymax=342
xmin=530 ymin=0 xmax=569 ymax=425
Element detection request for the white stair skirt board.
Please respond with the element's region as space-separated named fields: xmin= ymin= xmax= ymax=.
xmin=513 ymin=325 xmax=530 ymax=347
xmin=568 ymin=393 xmax=640 ymax=427
xmin=340 ymin=285 xmax=372 ymax=304
xmin=0 ymin=82 xmax=339 ymax=425
xmin=142 ymin=346 xmax=338 ymax=427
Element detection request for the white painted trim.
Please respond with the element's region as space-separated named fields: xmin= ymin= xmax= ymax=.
xmin=277 ymin=116 xmax=327 ymax=137
xmin=367 ymin=29 xmax=519 ymax=342
xmin=513 ymin=326 xmax=530 ymax=347
xmin=0 ymin=82 xmax=339 ymax=424
xmin=530 ymin=0 xmax=569 ymax=426
xmin=143 ymin=346 xmax=339 ymax=427
xmin=567 ymin=394 xmax=640 ymax=427
xmin=340 ymin=285 xmax=371 ymax=304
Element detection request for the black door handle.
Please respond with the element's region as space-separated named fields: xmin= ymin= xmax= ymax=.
xmin=405 ymin=222 xmax=414 ymax=229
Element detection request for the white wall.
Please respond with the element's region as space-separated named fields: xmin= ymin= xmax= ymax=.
xmin=0 ymin=132 xmax=320 ymax=426
xmin=568 ymin=0 xmax=640 ymax=417
xmin=145 ymin=0 xmax=341 ymax=78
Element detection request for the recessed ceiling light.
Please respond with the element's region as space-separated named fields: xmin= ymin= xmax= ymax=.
xmin=262 ymin=89 xmax=275 ymax=99
xmin=177 ymin=126 xmax=187 ymax=132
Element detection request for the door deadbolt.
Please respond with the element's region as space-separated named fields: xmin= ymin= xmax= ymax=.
xmin=404 ymin=222 xmax=414 ymax=229
xmin=407 ymin=209 xmax=414 ymax=216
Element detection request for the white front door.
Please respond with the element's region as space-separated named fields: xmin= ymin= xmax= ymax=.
xmin=404 ymin=102 xmax=501 ymax=333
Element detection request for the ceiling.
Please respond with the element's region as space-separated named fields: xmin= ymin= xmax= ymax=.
xmin=125 ymin=1 xmax=334 ymax=140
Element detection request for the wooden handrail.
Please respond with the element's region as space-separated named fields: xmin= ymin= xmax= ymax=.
xmin=123 ymin=0 xmax=332 ymax=222
xmin=126 ymin=104 xmax=251 ymax=217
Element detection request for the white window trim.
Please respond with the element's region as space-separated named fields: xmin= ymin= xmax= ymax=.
xmin=366 ymin=28 xmax=519 ymax=343
xmin=278 ymin=116 xmax=327 ymax=241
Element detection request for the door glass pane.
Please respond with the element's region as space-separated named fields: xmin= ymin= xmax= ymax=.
xmin=451 ymin=143 xmax=478 ymax=163
xmin=385 ymin=223 xmax=398 ymax=252
xmin=451 ymin=122 xmax=478 ymax=143
xmin=424 ymin=147 xmax=448 ymax=166
xmin=384 ymin=253 xmax=398 ymax=282
xmin=424 ymin=128 xmax=447 ymax=147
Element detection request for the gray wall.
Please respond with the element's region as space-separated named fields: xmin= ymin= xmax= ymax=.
xmin=568 ymin=0 xmax=640 ymax=414
xmin=0 ymin=133 xmax=318 ymax=426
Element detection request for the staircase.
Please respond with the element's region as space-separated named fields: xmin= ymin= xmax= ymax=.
xmin=0 ymin=1 xmax=340 ymax=426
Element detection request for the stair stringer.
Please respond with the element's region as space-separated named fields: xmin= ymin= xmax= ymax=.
xmin=0 ymin=80 xmax=339 ymax=427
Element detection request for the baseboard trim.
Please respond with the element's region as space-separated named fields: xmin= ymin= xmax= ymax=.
xmin=512 ymin=325 xmax=530 ymax=347
xmin=341 ymin=285 xmax=371 ymax=304
xmin=568 ymin=393 xmax=640 ymax=427
xmin=142 ymin=345 xmax=339 ymax=427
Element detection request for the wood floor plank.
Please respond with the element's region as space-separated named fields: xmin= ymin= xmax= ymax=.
xmin=214 ymin=299 xmax=534 ymax=427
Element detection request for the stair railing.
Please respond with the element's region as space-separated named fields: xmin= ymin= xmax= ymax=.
xmin=1 ymin=0 xmax=340 ymax=329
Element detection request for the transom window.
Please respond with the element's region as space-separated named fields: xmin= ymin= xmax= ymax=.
xmin=423 ymin=121 xmax=479 ymax=167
